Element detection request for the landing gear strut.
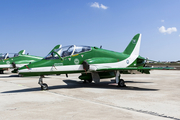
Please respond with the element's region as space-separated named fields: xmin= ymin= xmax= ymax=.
xmin=38 ymin=76 xmax=48 ymax=90
xmin=116 ymin=71 xmax=126 ymax=87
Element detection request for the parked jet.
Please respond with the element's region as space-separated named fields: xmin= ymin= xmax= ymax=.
xmin=0 ymin=45 xmax=61 ymax=74
xmin=0 ymin=52 xmax=20 ymax=60
xmin=18 ymin=34 xmax=173 ymax=90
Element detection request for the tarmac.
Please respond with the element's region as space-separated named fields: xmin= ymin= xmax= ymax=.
xmin=0 ymin=70 xmax=180 ymax=120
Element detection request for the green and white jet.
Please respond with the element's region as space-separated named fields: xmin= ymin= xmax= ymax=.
xmin=0 ymin=45 xmax=61 ymax=74
xmin=0 ymin=50 xmax=42 ymax=74
xmin=18 ymin=34 xmax=173 ymax=90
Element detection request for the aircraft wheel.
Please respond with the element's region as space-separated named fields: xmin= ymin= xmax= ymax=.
xmin=118 ymin=79 xmax=126 ymax=87
xmin=41 ymin=83 xmax=48 ymax=90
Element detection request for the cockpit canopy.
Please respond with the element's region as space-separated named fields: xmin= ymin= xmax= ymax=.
xmin=44 ymin=45 xmax=91 ymax=60
xmin=0 ymin=53 xmax=18 ymax=60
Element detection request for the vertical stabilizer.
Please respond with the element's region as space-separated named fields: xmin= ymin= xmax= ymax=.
xmin=18 ymin=50 xmax=25 ymax=55
xmin=123 ymin=33 xmax=141 ymax=56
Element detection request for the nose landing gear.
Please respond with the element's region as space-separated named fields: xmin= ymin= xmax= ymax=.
xmin=38 ymin=76 xmax=48 ymax=90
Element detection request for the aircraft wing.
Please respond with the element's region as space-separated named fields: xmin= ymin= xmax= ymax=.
xmin=96 ymin=66 xmax=174 ymax=74
xmin=96 ymin=67 xmax=174 ymax=71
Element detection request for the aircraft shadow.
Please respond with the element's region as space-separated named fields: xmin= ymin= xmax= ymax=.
xmin=111 ymin=80 xmax=153 ymax=84
xmin=0 ymin=75 xmax=53 ymax=78
xmin=1 ymin=79 xmax=159 ymax=93
xmin=0 ymin=75 xmax=20 ymax=78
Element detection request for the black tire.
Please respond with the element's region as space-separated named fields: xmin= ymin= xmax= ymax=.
xmin=118 ymin=79 xmax=126 ymax=87
xmin=41 ymin=83 xmax=48 ymax=90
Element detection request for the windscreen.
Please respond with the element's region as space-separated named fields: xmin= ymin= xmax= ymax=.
xmin=44 ymin=45 xmax=74 ymax=60
xmin=44 ymin=45 xmax=91 ymax=60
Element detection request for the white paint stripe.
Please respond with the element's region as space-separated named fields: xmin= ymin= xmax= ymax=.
xmin=19 ymin=56 xmax=136 ymax=73
xmin=19 ymin=65 xmax=84 ymax=73
xmin=0 ymin=65 xmax=12 ymax=68
xmin=16 ymin=64 xmax=26 ymax=68
xmin=19 ymin=55 xmax=138 ymax=73
xmin=0 ymin=64 xmax=26 ymax=68
xmin=89 ymin=54 xmax=138 ymax=71
xmin=132 ymin=34 xmax=141 ymax=56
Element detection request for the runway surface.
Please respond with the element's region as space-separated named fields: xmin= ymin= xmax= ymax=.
xmin=0 ymin=70 xmax=180 ymax=120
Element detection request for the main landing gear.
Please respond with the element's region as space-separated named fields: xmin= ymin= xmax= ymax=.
xmin=38 ymin=76 xmax=48 ymax=90
xmin=116 ymin=71 xmax=126 ymax=87
xmin=118 ymin=79 xmax=126 ymax=87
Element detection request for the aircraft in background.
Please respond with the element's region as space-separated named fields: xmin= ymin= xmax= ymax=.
xmin=18 ymin=34 xmax=173 ymax=90
xmin=0 ymin=52 xmax=20 ymax=60
xmin=0 ymin=45 xmax=61 ymax=74
xmin=0 ymin=52 xmax=22 ymax=73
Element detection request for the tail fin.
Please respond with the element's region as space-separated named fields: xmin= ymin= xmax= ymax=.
xmin=123 ymin=33 xmax=141 ymax=56
xmin=48 ymin=45 xmax=62 ymax=54
xmin=18 ymin=50 xmax=25 ymax=55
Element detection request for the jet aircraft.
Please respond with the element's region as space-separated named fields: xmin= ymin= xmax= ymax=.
xmin=18 ymin=34 xmax=173 ymax=90
xmin=0 ymin=45 xmax=61 ymax=74
xmin=0 ymin=52 xmax=21 ymax=73
xmin=0 ymin=52 xmax=20 ymax=60
xmin=0 ymin=50 xmax=43 ymax=74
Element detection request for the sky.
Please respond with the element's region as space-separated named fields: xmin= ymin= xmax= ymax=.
xmin=0 ymin=0 xmax=180 ymax=61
